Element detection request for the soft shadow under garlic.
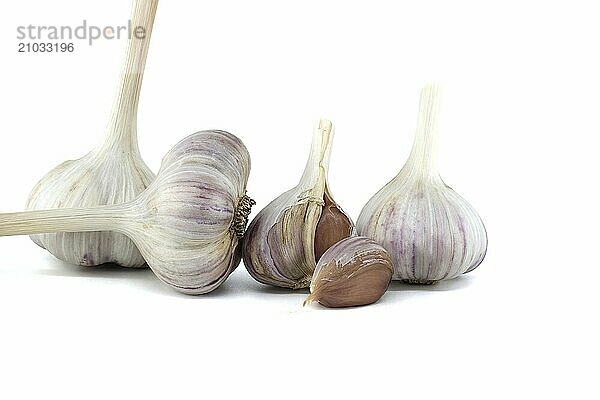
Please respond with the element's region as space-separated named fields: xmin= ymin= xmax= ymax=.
xmin=243 ymin=120 xmax=354 ymax=289
xmin=388 ymin=275 xmax=476 ymax=291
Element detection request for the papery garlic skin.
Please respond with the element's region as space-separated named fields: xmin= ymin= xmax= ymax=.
xmin=127 ymin=130 xmax=253 ymax=294
xmin=25 ymin=0 xmax=159 ymax=268
xmin=243 ymin=120 xmax=354 ymax=289
xmin=357 ymin=85 xmax=487 ymax=283
xmin=27 ymin=151 xmax=153 ymax=267
xmin=304 ymin=236 xmax=393 ymax=308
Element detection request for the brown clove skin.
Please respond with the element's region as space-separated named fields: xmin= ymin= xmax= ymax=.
xmin=314 ymin=188 xmax=355 ymax=263
xmin=304 ymin=236 xmax=393 ymax=308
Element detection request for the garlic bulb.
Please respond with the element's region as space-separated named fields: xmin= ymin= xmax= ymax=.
xmin=243 ymin=120 xmax=354 ymax=289
xmin=304 ymin=236 xmax=393 ymax=308
xmin=26 ymin=0 xmax=159 ymax=268
xmin=1 ymin=130 xmax=253 ymax=295
xmin=356 ymin=85 xmax=487 ymax=284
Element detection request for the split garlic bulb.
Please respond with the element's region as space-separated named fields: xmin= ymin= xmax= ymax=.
xmin=0 ymin=130 xmax=253 ymax=295
xmin=243 ymin=120 xmax=354 ymax=289
xmin=357 ymin=85 xmax=487 ymax=283
xmin=304 ymin=236 xmax=393 ymax=308
xmin=26 ymin=0 xmax=159 ymax=268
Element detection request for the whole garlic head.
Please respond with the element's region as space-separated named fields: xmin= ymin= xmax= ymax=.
xmin=125 ymin=130 xmax=253 ymax=294
xmin=243 ymin=120 xmax=354 ymax=289
xmin=26 ymin=147 xmax=154 ymax=267
xmin=25 ymin=0 xmax=159 ymax=267
xmin=357 ymin=85 xmax=487 ymax=283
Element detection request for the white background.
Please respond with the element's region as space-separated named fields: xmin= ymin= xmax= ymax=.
xmin=0 ymin=0 xmax=598 ymax=399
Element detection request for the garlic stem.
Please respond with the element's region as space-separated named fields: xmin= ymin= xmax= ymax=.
xmin=101 ymin=0 xmax=159 ymax=152
xmin=0 ymin=206 xmax=129 ymax=237
xmin=299 ymin=119 xmax=335 ymax=199
xmin=404 ymin=84 xmax=443 ymax=179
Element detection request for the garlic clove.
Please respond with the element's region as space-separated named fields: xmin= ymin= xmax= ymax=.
xmin=314 ymin=189 xmax=353 ymax=262
xmin=243 ymin=120 xmax=354 ymax=289
xmin=356 ymin=85 xmax=488 ymax=283
xmin=26 ymin=0 xmax=159 ymax=268
xmin=304 ymin=236 xmax=393 ymax=308
xmin=1 ymin=130 xmax=254 ymax=295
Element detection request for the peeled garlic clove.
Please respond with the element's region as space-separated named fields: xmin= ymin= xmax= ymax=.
xmin=0 ymin=130 xmax=253 ymax=295
xmin=357 ymin=85 xmax=488 ymax=284
xmin=304 ymin=236 xmax=393 ymax=308
xmin=243 ymin=120 xmax=354 ymax=289
xmin=26 ymin=0 xmax=159 ymax=268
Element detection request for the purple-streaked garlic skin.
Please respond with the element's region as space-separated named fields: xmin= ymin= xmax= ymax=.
xmin=357 ymin=179 xmax=487 ymax=283
xmin=243 ymin=190 xmax=321 ymax=289
xmin=243 ymin=120 xmax=354 ymax=289
xmin=25 ymin=0 xmax=160 ymax=268
xmin=357 ymin=85 xmax=487 ymax=283
xmin=26 ymin=152 xmax=154 ymax=267
xmin=305 ymin=236 xmax=393 ymax=308
xmin=128 ymin=130 xmax=253 ymax=294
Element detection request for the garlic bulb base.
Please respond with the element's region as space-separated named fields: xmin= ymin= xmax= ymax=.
xmin=294 ymin=278 xmax=313 ymax=291
xmin=401 ymin=279 xmax=437 ymax=285
xmin=231 ymin=195 xmax=255 ymax=238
